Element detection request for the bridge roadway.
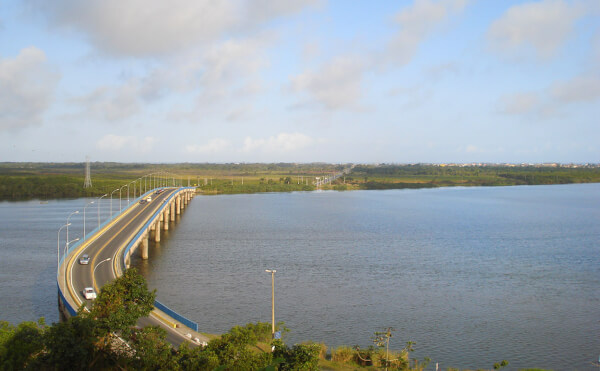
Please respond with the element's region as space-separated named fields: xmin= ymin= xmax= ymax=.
xmin=63 ymin=187 xmax=206 ymax=346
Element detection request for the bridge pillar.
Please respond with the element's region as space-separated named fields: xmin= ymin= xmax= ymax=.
xmin=170 ymin=201 xmax=175 ymax=221
xmin=163 ymin=209 xmax=169 ymax=230
xmin=176 ymin=196 xmax=181 ymax=215
xmin=155 ymin=220 xmax=161 ymax=242
xmin=141 ymin=237 xmax=149 ymax=260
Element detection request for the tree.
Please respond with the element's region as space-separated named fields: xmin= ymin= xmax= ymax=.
xmin=372 ymin=327 xmax=394 ymax=370
xmin=88 ymin=267 xmax=156 ymax=337
xmin=0 ymin=319 xmax=45 ymax=370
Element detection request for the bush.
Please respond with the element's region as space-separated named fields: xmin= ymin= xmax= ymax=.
xmin=331 ymin=345 xmax=355 ymax=363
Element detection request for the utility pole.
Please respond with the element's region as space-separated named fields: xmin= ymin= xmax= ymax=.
xmin=265 ymin=269 xmax=277 ymax=336
xmin=83 ymin=156 xmax=92 ymax=188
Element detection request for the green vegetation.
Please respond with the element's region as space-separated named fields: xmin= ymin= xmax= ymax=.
xmin=0 ymin=269 xmax=553 ymax=370
xmin=1 ymin=162 xmax=598 ymax=201
xmin=347 ymin=164 xmax=600 ymax=190
xmin=0 ymin=269 xmax=322 ymax=370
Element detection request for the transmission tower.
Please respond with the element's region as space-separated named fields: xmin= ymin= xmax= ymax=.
xmin=83 ymin=156 xmax=92 ymax=188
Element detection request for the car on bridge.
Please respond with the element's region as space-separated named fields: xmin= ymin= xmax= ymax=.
xmin=146 ymin=196 xmax=152 ymax=202
xmin=139 ymin=199 xmax=147 ymax=205
xmin=83 ymin=287 xmax=96 ymax=300
xmin=79 ymin=254 xmax=90 ymax=265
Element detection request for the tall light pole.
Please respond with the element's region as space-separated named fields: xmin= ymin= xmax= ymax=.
xmin=97 ymin=194 xmax=108 ymax=229
xmin=128 ymin=180 xmax=136 ymax=203
xmin=66 ymin=210 xmax=79 ymax=257
xmin=83 ymin=201 xmax=94 ymax=241
xmin=265 ymin=269 xmax=277 ymax=336
xmin=110 ymin=188 xmax=119 ymax=219
xmin=93 ymin=257 xmax=111 ymax=289
xmin=64 ymin=237 xmax=80 ymax=291
xmin=119 ymin=185 xmax=127 ymax=211
xmin=57 ymin=223 xmax=70 ymax=275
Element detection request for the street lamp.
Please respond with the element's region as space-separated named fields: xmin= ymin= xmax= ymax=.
xmin=57 ymin=223 xmax=70 ymax=275
xmin=265 ymin=269 xmax=277 ymax=336
xmin=92 ymin=257 xmax=111 ymax=289
xmin=63 ymin=237 xmax=80 ymax=291
xmin=110 ymin=188 xmax=119 ymax=219
xmin=83 ymin=201 xmax=95 ymax=241
xmin=128 ymin=180 xmax=136 ymax=204
xmin=97 ymin=194 xmax=108 ymax=229
xmin=119 ymin=184 xmax=127 ymax=211
xmin=66 ymin=210 xmax=79 ymax=256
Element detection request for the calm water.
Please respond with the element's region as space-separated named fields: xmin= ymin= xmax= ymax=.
xmin=1 ymin=185 xmax=599 ymax=370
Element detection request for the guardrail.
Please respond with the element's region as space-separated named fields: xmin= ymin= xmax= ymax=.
xmin=57 ymin=187 xmax=199 ymax=331
xmin=57 ymin=188 xmax=158 ymax=317
xmin=119 ymin=187 xmax=199 ymax=332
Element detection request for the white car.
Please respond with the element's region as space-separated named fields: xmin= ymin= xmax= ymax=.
xmin=79 ymin=254 xmax=90 ymax=265
xmin=146 ymin=196 xmax=152 ymax=202
xmin=83 ymin=287 xmax=96 ymax=300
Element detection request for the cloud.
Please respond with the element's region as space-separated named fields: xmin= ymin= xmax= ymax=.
xmin=242 ymin=132 xmax=315 ymax=153
xmin=0 ymin=47 xmax=60 ymax=131
xmin=551 ymin=75 xmax=600 ymax=103
xmin=27 ymin=0 xmax=318 ymax=57
xmin=387 ymin=0 xmax=468 ymax=65
xmin=185 ymin=139 xmax=231 ymax=154
xmin=72 ymin=81 xmax=140 ymax=121
xmin=289 ymin=57 xmax=366 ymax=110
xmin=488 ymin=0 xmax=587 ymax=60
xmin=498 ymin=92 xmax=539 ymax=115
xmin=96 ymin=134 xmax=157 ymax=152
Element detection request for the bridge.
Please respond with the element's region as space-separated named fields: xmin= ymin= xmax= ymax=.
xmin=57 ymin=185 xmax=207 ymax=347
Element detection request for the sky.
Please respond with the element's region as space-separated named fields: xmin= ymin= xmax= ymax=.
xmin=0 ymin=0 xmax=598 ymax=164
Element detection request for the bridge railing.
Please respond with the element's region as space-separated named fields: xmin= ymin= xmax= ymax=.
xmin=120 ymin=187 xmax=200 ymax=332
xmin=57 ymin=187 xmax=167 ymax=318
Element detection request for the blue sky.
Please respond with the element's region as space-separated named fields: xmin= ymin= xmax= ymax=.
xmin=0 ymin=0 xmax=598 ymax=163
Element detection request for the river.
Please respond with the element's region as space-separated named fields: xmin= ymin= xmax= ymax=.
xmin=0 ymin=184 xmax=598 ymax=369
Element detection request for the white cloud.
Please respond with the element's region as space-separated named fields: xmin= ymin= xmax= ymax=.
xmin=552 ymin=75 xmax=600 ymax=103
xmin=185 ymin=139 xmax=231 ymax=154
xmin=27 ymin=0 xmax=318 ymax=57
xmin=488 ymin=0 xmax=587 ymax=60
xmin=498 ymin=92 xmax=539 ymax=115
xmin=242 ymin=132 xmax=315 ymax=153
xmin=289 ymin=57 xmax=366 ymax=110
xmin=387 ymin=0 xmax=468 ymax=65
xmin=0 ymin=47 xmax=59 ymax=131
xmin=96 ymin=134 xmax=157 ymax=152
xmin=72 ymin=81 xmax=140 ymax=121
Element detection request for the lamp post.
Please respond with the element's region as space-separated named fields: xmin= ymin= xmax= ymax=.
xmin=119 ymin=185 xmax=127 ymax=211
xmin=128 ymin=180 xmax=136 ymax=204
xmin=57 ymin=223 xmax=70 ymax=275
xmin=66 ymin=210 xmax=79 ymax=257
xmin=110 ymin=188 xmax=119 ymax=219
xmin=265 ymin=269 xmax=277 ymax=336
xmin=64 ymin=237 xmax=80 ymax=291
xmin=92 ymin=257 xmax=111 ymax=289
xmin=97 ymin=194 xmax=108 ymax=229
xmin=83 ymin=201 xmax=94 ymax=241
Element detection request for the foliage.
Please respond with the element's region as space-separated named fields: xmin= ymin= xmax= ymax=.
xmin=331 ymin=345 xmax=356 ymax=363
xmin=0 ymin=318 xmax=45 ymax=370
xmin=88 ymin=267 xmax=156 ymax=336
xmin=274 ymin=340 xmax=322 ymax=371
xmin=493 ymin=360 xmax=509 ymax=369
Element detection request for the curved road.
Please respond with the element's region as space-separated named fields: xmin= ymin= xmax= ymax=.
xmin=64 ymin=188 xmax=201 ymax=346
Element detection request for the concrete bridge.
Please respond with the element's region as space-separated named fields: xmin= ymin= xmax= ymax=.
xmin=57 ymin=186 xmax=207 ymax=347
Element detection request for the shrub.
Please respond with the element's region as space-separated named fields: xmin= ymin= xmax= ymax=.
xmin=331 ymin=345 xmax=355 ymax=363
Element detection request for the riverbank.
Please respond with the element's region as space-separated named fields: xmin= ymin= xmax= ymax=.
xmin=1 ymin=162 xmax=599 ymax=200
